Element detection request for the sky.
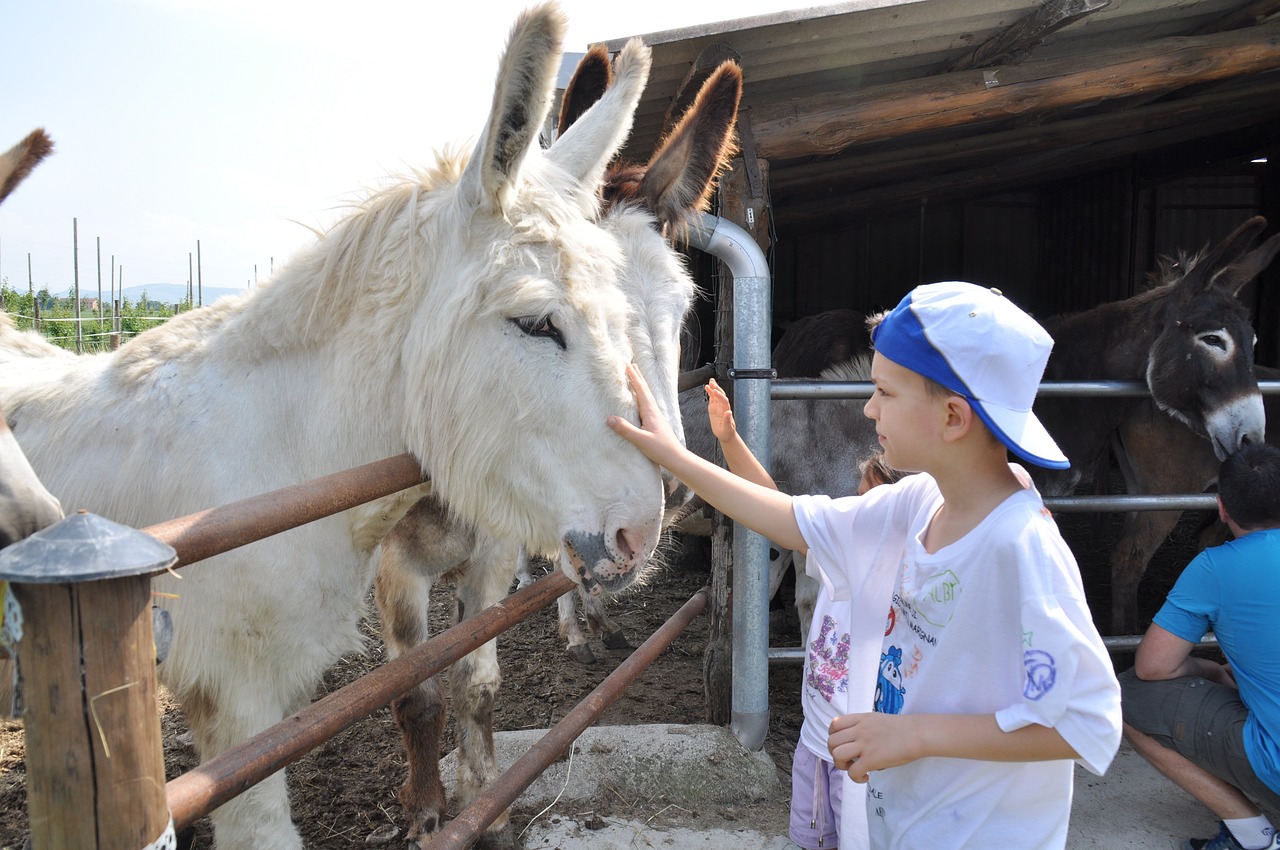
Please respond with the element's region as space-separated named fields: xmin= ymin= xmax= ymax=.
xmin=2 ymin=0 xmax=796 ymax=300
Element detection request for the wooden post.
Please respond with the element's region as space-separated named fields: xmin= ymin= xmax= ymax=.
xmin=73 ymin=218 xmax=82 ymax=355
xmin=704 ymin=155 xmax=772 ymax=725
xmin=97 ymin=237 xmax=103 ymax=326
xmin=1 ymin=513 xmax=177 ymax=850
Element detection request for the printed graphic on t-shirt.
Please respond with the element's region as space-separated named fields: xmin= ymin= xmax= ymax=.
xmin=806 ymin=614 xmax=850 ymax=702
xmin=875 ymin=645 xmax=906 ymax=714
xmin=1023 ymin=648 xmax=1057 ymax=700
xmin=915 ymin=568 xmax=961 ymax=627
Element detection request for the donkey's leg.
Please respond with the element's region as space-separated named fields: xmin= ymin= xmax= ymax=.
xmin=522 ymin=547 xmax=595 ymax=662
xmin=513 ymin=545 xmax=535 ymax=590
xmin=792 ymin=552 xmax=818 ymax=646
xmin=374 ymin=496 xmax=475 ymax=846
xmin=1109 ymin=509 xmax=1183 ymax=636
xmin=558 ymin=590 xmax=597 ymax=664
xmin=579 ymin=586 xmax=630 ymax=651
xmin=181 ymin=682 xmax=303 ymax=850
xmin=452 ymin=534 xmax=520 ymax=849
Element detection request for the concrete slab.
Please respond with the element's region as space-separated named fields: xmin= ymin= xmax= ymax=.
xmin=442 ymin=725 xmax=1246 ymax=849
xmin=440 ymin=723 xmax=780 ymax=810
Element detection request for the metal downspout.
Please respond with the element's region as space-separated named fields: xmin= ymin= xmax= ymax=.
xmin=684 ymin=211 xmax=772 ymax=751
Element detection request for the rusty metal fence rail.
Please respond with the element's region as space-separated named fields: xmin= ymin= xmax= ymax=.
xmin=0 ymin=446 xmax=710 ymax=850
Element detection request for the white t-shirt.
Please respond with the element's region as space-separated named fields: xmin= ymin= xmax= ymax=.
xmin=793 ymin=468 xmax=1121 ymax=850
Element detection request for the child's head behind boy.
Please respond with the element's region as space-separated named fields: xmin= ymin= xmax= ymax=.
xmin=865 ymin=281 xmax=1069 ymax=476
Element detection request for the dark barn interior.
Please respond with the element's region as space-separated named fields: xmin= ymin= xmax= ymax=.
xmin=598 ymin=0 xmax=1280 ymax=368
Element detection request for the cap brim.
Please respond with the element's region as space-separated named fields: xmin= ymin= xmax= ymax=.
xmin=971 ymin=400 xmax=1070 ymax=470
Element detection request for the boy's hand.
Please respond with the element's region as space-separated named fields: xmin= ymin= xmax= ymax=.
xmin=829 ymin=713 xmax=923 ymax=783
xmin=609 ymin=363 xmax=683 ymax=466
xmin=706 ymin=378 xmax=737 ymax=443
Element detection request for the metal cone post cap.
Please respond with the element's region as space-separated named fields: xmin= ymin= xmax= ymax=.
xmin=0 ymin=511 xmax=177 ymax=583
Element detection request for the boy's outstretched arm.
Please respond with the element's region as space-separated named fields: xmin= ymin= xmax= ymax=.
xmin=609 ymin=364 xmax=806 ymax=553
xmin=706 ymin=378 xmax=776 ymax=490
xmin=829 ymin=712 xmax=1079 ymax=783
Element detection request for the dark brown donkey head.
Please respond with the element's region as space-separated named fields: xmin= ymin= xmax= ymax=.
xmin=1039 ymin=216 xmax=1280 ymax=494
xmin=1144 ymin=217 xmax=1280 ymax=459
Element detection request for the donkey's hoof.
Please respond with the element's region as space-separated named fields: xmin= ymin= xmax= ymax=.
xmin=474 ymin=821 xmax=520 ymax=849
xmin=601 ymin=629 xmax=631 ymax=650
xmin=404 ymin=810 xmax=443 ymax=848
xmin=568 ymin=643 xmax=596 ymax=664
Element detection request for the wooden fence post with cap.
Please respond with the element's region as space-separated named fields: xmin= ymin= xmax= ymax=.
xmin=0 ymin=511 xmax=177 ymax=850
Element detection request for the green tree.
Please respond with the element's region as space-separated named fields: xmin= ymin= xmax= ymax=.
xmin=0 ymin=279 xmax=181 ymax=352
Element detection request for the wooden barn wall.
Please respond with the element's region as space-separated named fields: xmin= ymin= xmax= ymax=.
xmin=681 ymin=149 xmax=1278 ymax=373
xmin=760 ymin=156 xmax=1277 ymax=360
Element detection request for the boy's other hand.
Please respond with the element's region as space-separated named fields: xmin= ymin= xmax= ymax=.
xmin=829 ymin=712 xmax=922 ymax=783
xmin=706 ymin=378 xmax=737 ymax=443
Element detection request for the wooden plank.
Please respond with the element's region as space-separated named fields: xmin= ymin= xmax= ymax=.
xmin=945 ymin=0 xmax=1114 ymax=71
xmin=1192 ymin=0 xmax=1280 ymax=34
xmin=776 ymin=107 xmax=1280 ymax=226
xmin=768 ymin=74 xmax=1280 ymax=198
xmin=80 ymin=577 xmax=168 ymax=849
xmin=15 ymin=583 xmax=97 ymax=850
xmin=748 ymin=19 xmax=1280 ymax=161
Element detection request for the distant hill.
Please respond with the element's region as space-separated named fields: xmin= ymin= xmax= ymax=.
xmin=119 ymin=283 xmax=247 ymax=307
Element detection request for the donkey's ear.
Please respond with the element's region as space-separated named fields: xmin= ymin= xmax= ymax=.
xmin=1214 ymin=229 xmax=1280 ymax=296
xmin=460 ymin=3 xmax=566 ymax=212
xmin=545 ymin=38 xmax=650 ymax=190
xmin=557 ymin=45 xmax=612 ymax=137
xmin=1184 ymin=215 xmax=1269 ymax=294
xmin=0 ymin=128 xmax=54 ymax=206
xmin=635 ymin=61 xmax=742 ymax=231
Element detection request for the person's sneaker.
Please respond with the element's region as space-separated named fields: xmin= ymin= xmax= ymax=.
xmin=1187 ymin=822 xmax=1280 ymax=850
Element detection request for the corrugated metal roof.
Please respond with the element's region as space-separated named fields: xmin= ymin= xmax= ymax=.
xmin=593 ymin=0 xmax=1280 ymax=232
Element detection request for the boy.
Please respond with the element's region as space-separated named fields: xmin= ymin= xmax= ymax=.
xmin=1121 ymin=442 xmax=1280 ymax=850
xmin=608 ymin=281 xmax=1122 ymax=848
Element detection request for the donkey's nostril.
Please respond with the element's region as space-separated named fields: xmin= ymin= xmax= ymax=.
xmin=615 ymin=527 xmax=642 ymax=564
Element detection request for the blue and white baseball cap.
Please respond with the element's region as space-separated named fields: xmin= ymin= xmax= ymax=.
xmin=871 ymin=281 xmax=1069 ymax=470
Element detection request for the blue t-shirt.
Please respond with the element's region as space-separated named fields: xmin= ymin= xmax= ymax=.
xmin=1153 ymin=528 xmax=1280 ymax=794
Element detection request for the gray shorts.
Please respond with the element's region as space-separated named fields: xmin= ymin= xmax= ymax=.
xmin=1120 ymin=668 xmax=1280 ymax=810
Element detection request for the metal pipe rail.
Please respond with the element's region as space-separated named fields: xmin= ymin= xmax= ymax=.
xmin=771 ymin=379 xmax=1280 ymax=400
xmin=168 ymin=570 xmax=577 ymax=830
xmin=767 ymin=632 xmax=1218 ymax=664
xmin=758 ymin=376 xmax=1275 ymax=664
xmin=424 ymin=587 xmax=711 ymax=850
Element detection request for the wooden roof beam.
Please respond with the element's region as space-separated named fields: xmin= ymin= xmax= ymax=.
xmin=768 ymin=76 xmax=1280 ymax=196
xmin=774 ymin=106 xmax=1280 ymax=226
xmin=944 ymin=0 xmax=1112 ymax=72
xmin=749 ymin=18 xmax=1280 ymax=162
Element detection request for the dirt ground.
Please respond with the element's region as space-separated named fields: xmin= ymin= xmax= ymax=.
xmin=0 ymin=505 xmax=1206 ymax=849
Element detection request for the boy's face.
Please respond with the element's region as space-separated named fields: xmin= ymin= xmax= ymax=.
xmin=864 ymin=352 xmax=946 ymax=473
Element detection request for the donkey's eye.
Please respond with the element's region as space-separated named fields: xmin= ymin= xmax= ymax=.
xmin=511 ymin=316 xmax=566 ymax=350
xmin=1200 ymin=333 xmax=1226 ymax=350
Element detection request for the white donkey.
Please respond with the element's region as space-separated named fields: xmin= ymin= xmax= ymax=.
xmin=373 ymin=48 xmax=742 ymax=845
xmin=0 ymin=6 xmax=682 ymax=849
